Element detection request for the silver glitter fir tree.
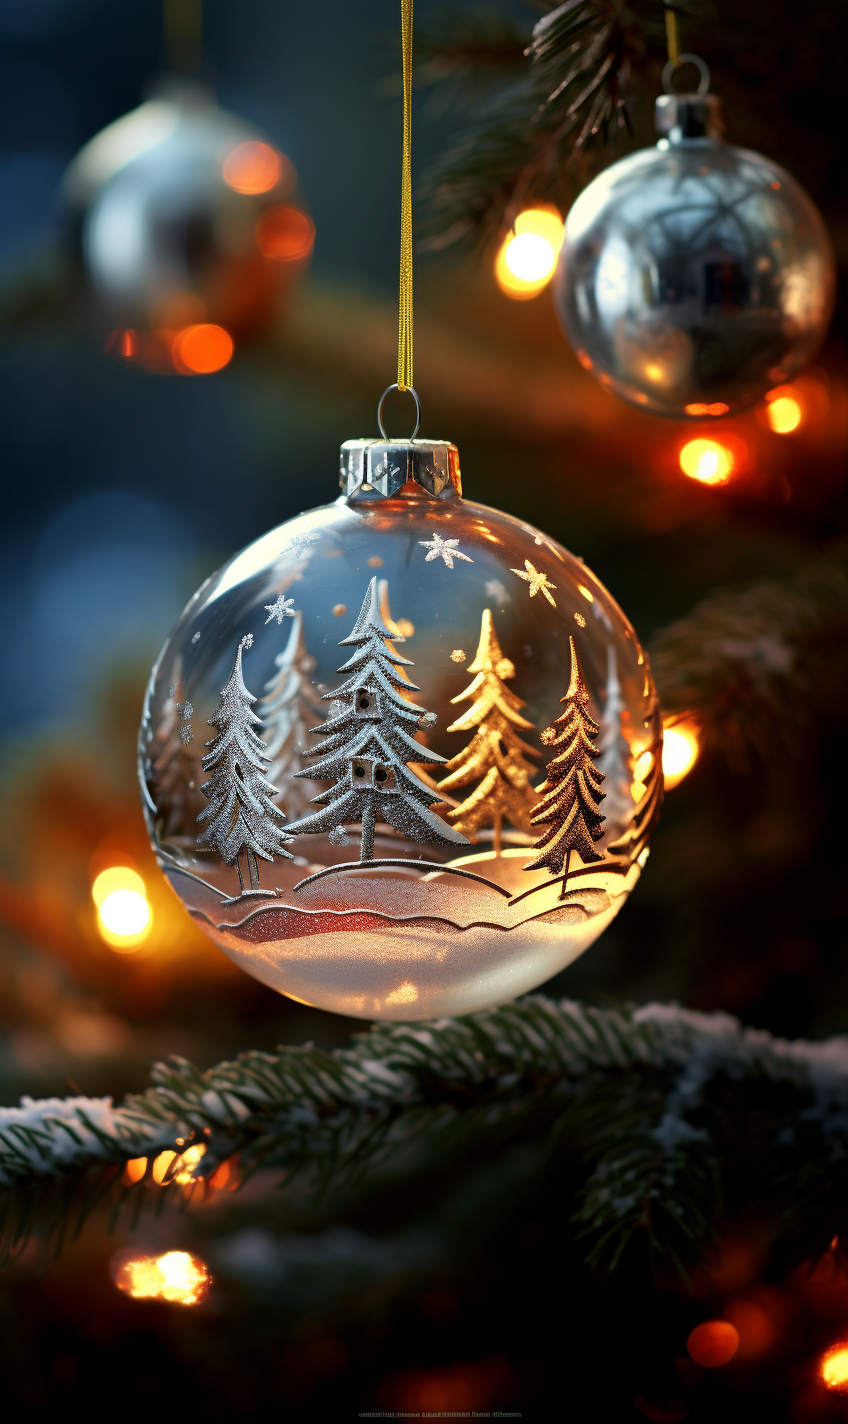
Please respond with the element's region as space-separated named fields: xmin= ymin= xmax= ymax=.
xmin=197 ymin=635 xmax=293 ymax=893
xmin=285 ymin=578 xmax=469 ymax=862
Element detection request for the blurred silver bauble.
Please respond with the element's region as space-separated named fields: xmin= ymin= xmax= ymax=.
xmin=63 ymin=81 xmax=314 ymax=369
xmin=553 ymin=58 xmax=836 ymax=418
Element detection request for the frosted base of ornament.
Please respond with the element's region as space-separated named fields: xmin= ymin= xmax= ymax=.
xmin=160 ymin=848 xmax=642 ymax=1020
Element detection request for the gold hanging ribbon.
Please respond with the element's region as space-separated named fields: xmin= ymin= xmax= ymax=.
xmin=164 ymin=0 xmax=203 ymax=73
xmin=397 ymin=0 xmax=414 ymax=392
xmin=664 ymin=6 xmax=680 ymax=64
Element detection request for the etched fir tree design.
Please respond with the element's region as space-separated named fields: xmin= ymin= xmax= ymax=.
xmin=438 ymin=609 xmax=538 ymax=851
xmin=284 ymin=577 xmax=469 ymax=862
xmin=597 ymin=646 xmax=633 ymax=833
xmin=197 ymin=635 xmax=294 ymax=893
xmin=258 ymin=610 xmax=325 ymax=819
xmin=524 ymin=636 xmax=605 ymax=897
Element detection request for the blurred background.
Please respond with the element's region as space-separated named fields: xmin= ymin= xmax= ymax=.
xmin=1 ymin=0 xmax=848 ymax=1418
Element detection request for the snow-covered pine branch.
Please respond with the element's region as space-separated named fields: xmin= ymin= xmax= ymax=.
xmin=3 ymin=997 xmax=848 ymax=1269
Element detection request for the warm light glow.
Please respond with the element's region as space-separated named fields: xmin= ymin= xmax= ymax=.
xmin=687 ymin=1320 xmax=739 ymax=1368
xmin=151 ymin=1144 xmax=206 ymax=1186
xmin=91 ymin=866 xmax=145 ymax=907
xmin=223 ymin=140 xmax=285 ymax=194
xmin=685 ymin=402 xmax=730 ymax=417
xmin=113 ymin=1249 xmax=211 ymax=1306
xmin=172 ymin=324 xmax=234 ymax=375
xmin=662 ymin=721 xmax=700 ymax=790
xmin=644 ymin=363 xmax=665 ymax=383
xmin=765 ymin=385 xmax=803 ymax=434
xmin=255 ymin=205 xmax=315 ymax=261
xmin=821 ymin=1343 xmax=848 ymax=1392
xmin=92 ymin=867 xmax=151 ymax=949
xmin=679 ymin=438 xmax=734 ymax=486
xmin=122 ymin=1157 xmax=147 ymax=1186
xmin=384 ymin=982 xmax=419 ymax=1006
xmin=495 ymin=208 xmax=564 ymax=299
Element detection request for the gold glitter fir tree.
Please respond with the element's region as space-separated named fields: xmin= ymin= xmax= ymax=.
xmin=524 ymin=636 xmax=605 ymax=898
xmin=438 ymin=609 xmax=538 ymax=851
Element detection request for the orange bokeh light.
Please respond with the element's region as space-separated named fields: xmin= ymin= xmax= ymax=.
xmin=494 ymin=207 xmax=564 ymax=299
xmin=255 ymin=205 xmax=315 ymax=261
xmin=662 ymin=720 xmax=700 ymax=790
xmin=765 ymin=384 xmax=803 ymax=434
xmin=687 ymin=1320 xmax=739 ymax=1368
xmin=679 ymin=438 xmax=734 ymax=486
xmin=172 ymin=324 xmax=234 ymax=375
xmin=684 ymin=401 xmax=730 ymax=417
xmin=821 ymin=1342 xmax=848 ymax=1392
xmin=223 ymin=140 xmax=286 ymax=195
xmin=112 ymin=1249 xmax=211 ymax=1306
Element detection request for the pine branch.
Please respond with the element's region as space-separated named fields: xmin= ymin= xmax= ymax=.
xmin=418 ymin=1 xmax=685 ymax=247
xmin=3 ymin=996 xmax=848 ymax=1275
xmin=650 ymin=551 xmax=848 ymax=768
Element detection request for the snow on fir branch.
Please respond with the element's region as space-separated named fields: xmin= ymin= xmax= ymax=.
xmin=650 ymin=551 xmax=848 ymax=768
xmin=4 ymin=996 xmax=848 ymax=1272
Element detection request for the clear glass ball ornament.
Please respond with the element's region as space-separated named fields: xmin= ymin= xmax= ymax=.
xmin=553 ymin=61 xmax=835 ymax=418
xmin=62 ymin=79 xmax=313 ymax=360
xmin=140 ymin=408 xmax=662 ymax=1020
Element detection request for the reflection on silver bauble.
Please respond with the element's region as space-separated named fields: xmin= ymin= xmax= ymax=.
xmin=63 ymin=80 xmax=313 ymax=355
xmin=139 ymin=433 xmax=662 ymax=1022
xmin=553 ymin=91 xmax=835 ymax=418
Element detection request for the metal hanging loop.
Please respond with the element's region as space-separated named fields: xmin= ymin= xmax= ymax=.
xmin=377 ymin=383 xmax=421 ymax=441
xmin=662 ymin=53 xmax=710 ymax=94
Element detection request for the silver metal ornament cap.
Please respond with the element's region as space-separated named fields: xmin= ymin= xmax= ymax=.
xmin=656 ymin=54 xmax=724 ymax=143
xmin=340 ymin=438 xmax=462 ymax=503
xmin=655 ymin=91 xmax=724 ymax=142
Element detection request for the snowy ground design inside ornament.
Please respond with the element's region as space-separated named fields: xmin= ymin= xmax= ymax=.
xmin=553 ymin=56 xmax=835 ymax=418
xmin=140 ymin=430 xmax=662 ymax=1020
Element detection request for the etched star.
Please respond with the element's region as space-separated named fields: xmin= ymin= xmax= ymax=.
xmin=241 ymin=633 xmax=254 ymax=650
xmin=511 ymin=560 xmax=557 ymax=606
xmin=265 ymin=595 xmax=296 ymax=624
xmin=419 ymin=533 xmax=473 ymax=569
xmin=284 ymin=529 xmax=320 ymax=558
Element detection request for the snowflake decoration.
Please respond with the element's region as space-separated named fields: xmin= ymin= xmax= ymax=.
xmin=241 ymin=633 xmax=254 ymax=651
xmin=541 ymin=727 xmax=556 ymax=746
xmin=328 ymin=825 xmax=350 ymax=847
xmin=191 ymin=631 xmax=201 ymax=644
xmin=168 ymin=684 xmax=177 ymax=699
xmin=283 ymin=529 xmax=321 ymax=558
xmin=510 ymin=560 xmax=557 ymax=607
xmin=418 ymin=533 xmax=474 ymax=569
xmin=574 ymin=613 xmax=586 ymax=628
xmin=176 ymin=700 xmax=193 ymax=720
xmin=179 ymin=723 xmax=193 ymax=746
xmin=265 ymin=595 xmax=296 ymax=624
xmin=450 ymin=649 xmax=466 ymax=663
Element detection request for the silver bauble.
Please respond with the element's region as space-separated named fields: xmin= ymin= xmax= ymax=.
xmin=553 ymin=69 xmax=836 ymax=418
xmin=63 ymin=80 xmax=313 ymax=363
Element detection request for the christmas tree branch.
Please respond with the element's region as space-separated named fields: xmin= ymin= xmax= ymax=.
xmin=650 ymin=551 xmax=848 ymax=768
xmin=417 ymin=1 xmax=687 ymax=247
xmin=2 ymin=996 xmax=848 ymax=1273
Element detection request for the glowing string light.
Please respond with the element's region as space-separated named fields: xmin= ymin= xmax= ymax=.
xmin=92 ymin=867 xmax=151 ymax=949
xmin=765 ymin=385 xmax=803 ymax=434
xmin=662 ymin=721 xmax=700 ymax=789
xmin=821 ymin=1342 xmax=848 ymax=1392
xmin=679 ymin=438 xmax=734 ymax=486
xmin=112 ymin=1249 xmax=211 ymax=1306
xmin=495 ymin=208 xmax=565 ymax=299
